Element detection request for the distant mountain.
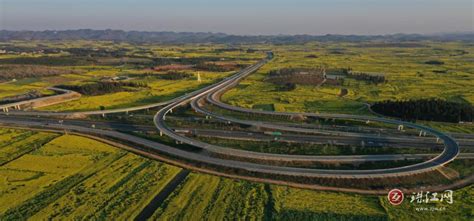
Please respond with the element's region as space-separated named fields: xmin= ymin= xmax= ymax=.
xmin=0 ymin=29 xmax=473 ymax=44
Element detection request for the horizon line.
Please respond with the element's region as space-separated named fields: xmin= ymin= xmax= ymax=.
xmin=2 ymin=29 xmax=473 ymax=37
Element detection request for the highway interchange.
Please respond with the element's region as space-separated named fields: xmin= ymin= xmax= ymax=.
xmin=0 ymin=52 xmax=469 ymax=181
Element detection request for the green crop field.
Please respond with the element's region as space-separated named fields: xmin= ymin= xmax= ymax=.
xmin=39 ymin=71 xmax=230 ymax=111
xmin=1 ymin=39 xmax=473 ymax=220
xmin=272 ymin=185 xmax=387 ymax=220
xmin=223 ymin=42 xmax=474 ymax=115
xmin=150 ymin=172 xmax=474 ymax=221
xmin=0 ymin=128 xmax=472 ymax=220
xmin=0 ymin=128 xmax=59 ymax=165
xmin=0 ymin=40 xmax=262 ymax=112
xmin=150 ymin=173 xmax=268 ymax=220
xmin=380 ymin=185 xmax=474 ymax=220
xmin=0 ymin=130 xmax=181 ymax=220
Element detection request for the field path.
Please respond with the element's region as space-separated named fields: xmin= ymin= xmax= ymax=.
xmin=134 ymin=169 xmax=191 ymax=221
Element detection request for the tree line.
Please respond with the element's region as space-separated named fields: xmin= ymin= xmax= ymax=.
xmin=0 ymin=56 xmax=95 ymax=66
xmin=157 ymin=71 xmax=193 ymax=80
xmin=266 ymin=68 xmax=342 ymax=87
xmin=64 ymin=48 xmax=129 ymax=57
xmin=371 ymin=99 xmax=473 ymax=123
xmin=194 ymin=62 xmax=239 ymax=72
xmin=346 ymin=72 xmax=386 ymax=84
xmin=127 ymin=71 xmax=194 ymax=80
xmin=57 ymin=81 xmax=148 ymax=96
xmin=0 ymin=65 xmax=81 ymax=81
xmin=341 ymin=68 xmax=386 ymax=84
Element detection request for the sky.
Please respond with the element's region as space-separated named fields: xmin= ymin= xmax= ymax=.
xmin=0 ymin=0 xmax=473 ymax=35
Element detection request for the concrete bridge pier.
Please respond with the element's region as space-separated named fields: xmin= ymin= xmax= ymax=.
xmin=159 ymin=130 xmax=163 ymax=136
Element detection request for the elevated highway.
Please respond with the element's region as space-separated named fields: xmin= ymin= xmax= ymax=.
xmin=152 ymin=53 xmax=461 ymax=178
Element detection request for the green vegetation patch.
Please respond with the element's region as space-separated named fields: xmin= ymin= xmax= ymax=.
xmin=151 ymin=173 xmax=268 ymax=220
xmin=272 ymin=185 xmax=387 ymax=220
xmin=0 ymin=131 xmax=181 ymax=220
xmin=371 ymin=99 xmax=474 ymax=123
xmin=380 ymin=185 xmax=474 ymax=220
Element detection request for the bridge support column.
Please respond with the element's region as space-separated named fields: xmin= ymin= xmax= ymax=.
xmin=436 ymin=137 xmax=440 ymax=143
xmin=419 ymin=130 xmax=423 ymax=136
xmin=170 ymin=109 xmax=173 ymax=113
xmin=423 ymin=131 xmax=427 ymax=136
xmin=397 ymin=125 xmax=404 ymax=131
xmin=102 ymin=113 xmax=105 ymax=118
xmin=159 ymin=130 xmax=163 ymax=136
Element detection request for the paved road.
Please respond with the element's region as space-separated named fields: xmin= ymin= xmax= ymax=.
xmin=188 ymin=128 xmax=474 ymax=149
xmin=0 ymin=87 xmax=80 ymax=111
xmin=0 ymin=83 xmax=215 ymax=116
xmin=4 ymin=114 xmax=473 ymax=151
xmin=2 ymin=118 xmax=472 ymax=179
xmin=0 ymin=116 xmax=474 ymax=163
xmin=0 ymin=97 xmax=175 ymax=117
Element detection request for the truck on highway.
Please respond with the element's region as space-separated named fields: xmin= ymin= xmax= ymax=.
xmin=173 ymin=129 xmax=190 ymax=134
xmin=264 ymin=131 xmax=282 ymax=136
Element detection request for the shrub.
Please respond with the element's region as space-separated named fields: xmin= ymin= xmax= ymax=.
xmin=424 ymin=60 xmax=445 ymax=65
xmin=57 ymin=81 xmax=148 ymax=96
xmin=371 ymin=99 xmax=474 ymax=123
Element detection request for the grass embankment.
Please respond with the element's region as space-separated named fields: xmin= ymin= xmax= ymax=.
xmin=197 ymin=136 xmax=440 ymax=156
